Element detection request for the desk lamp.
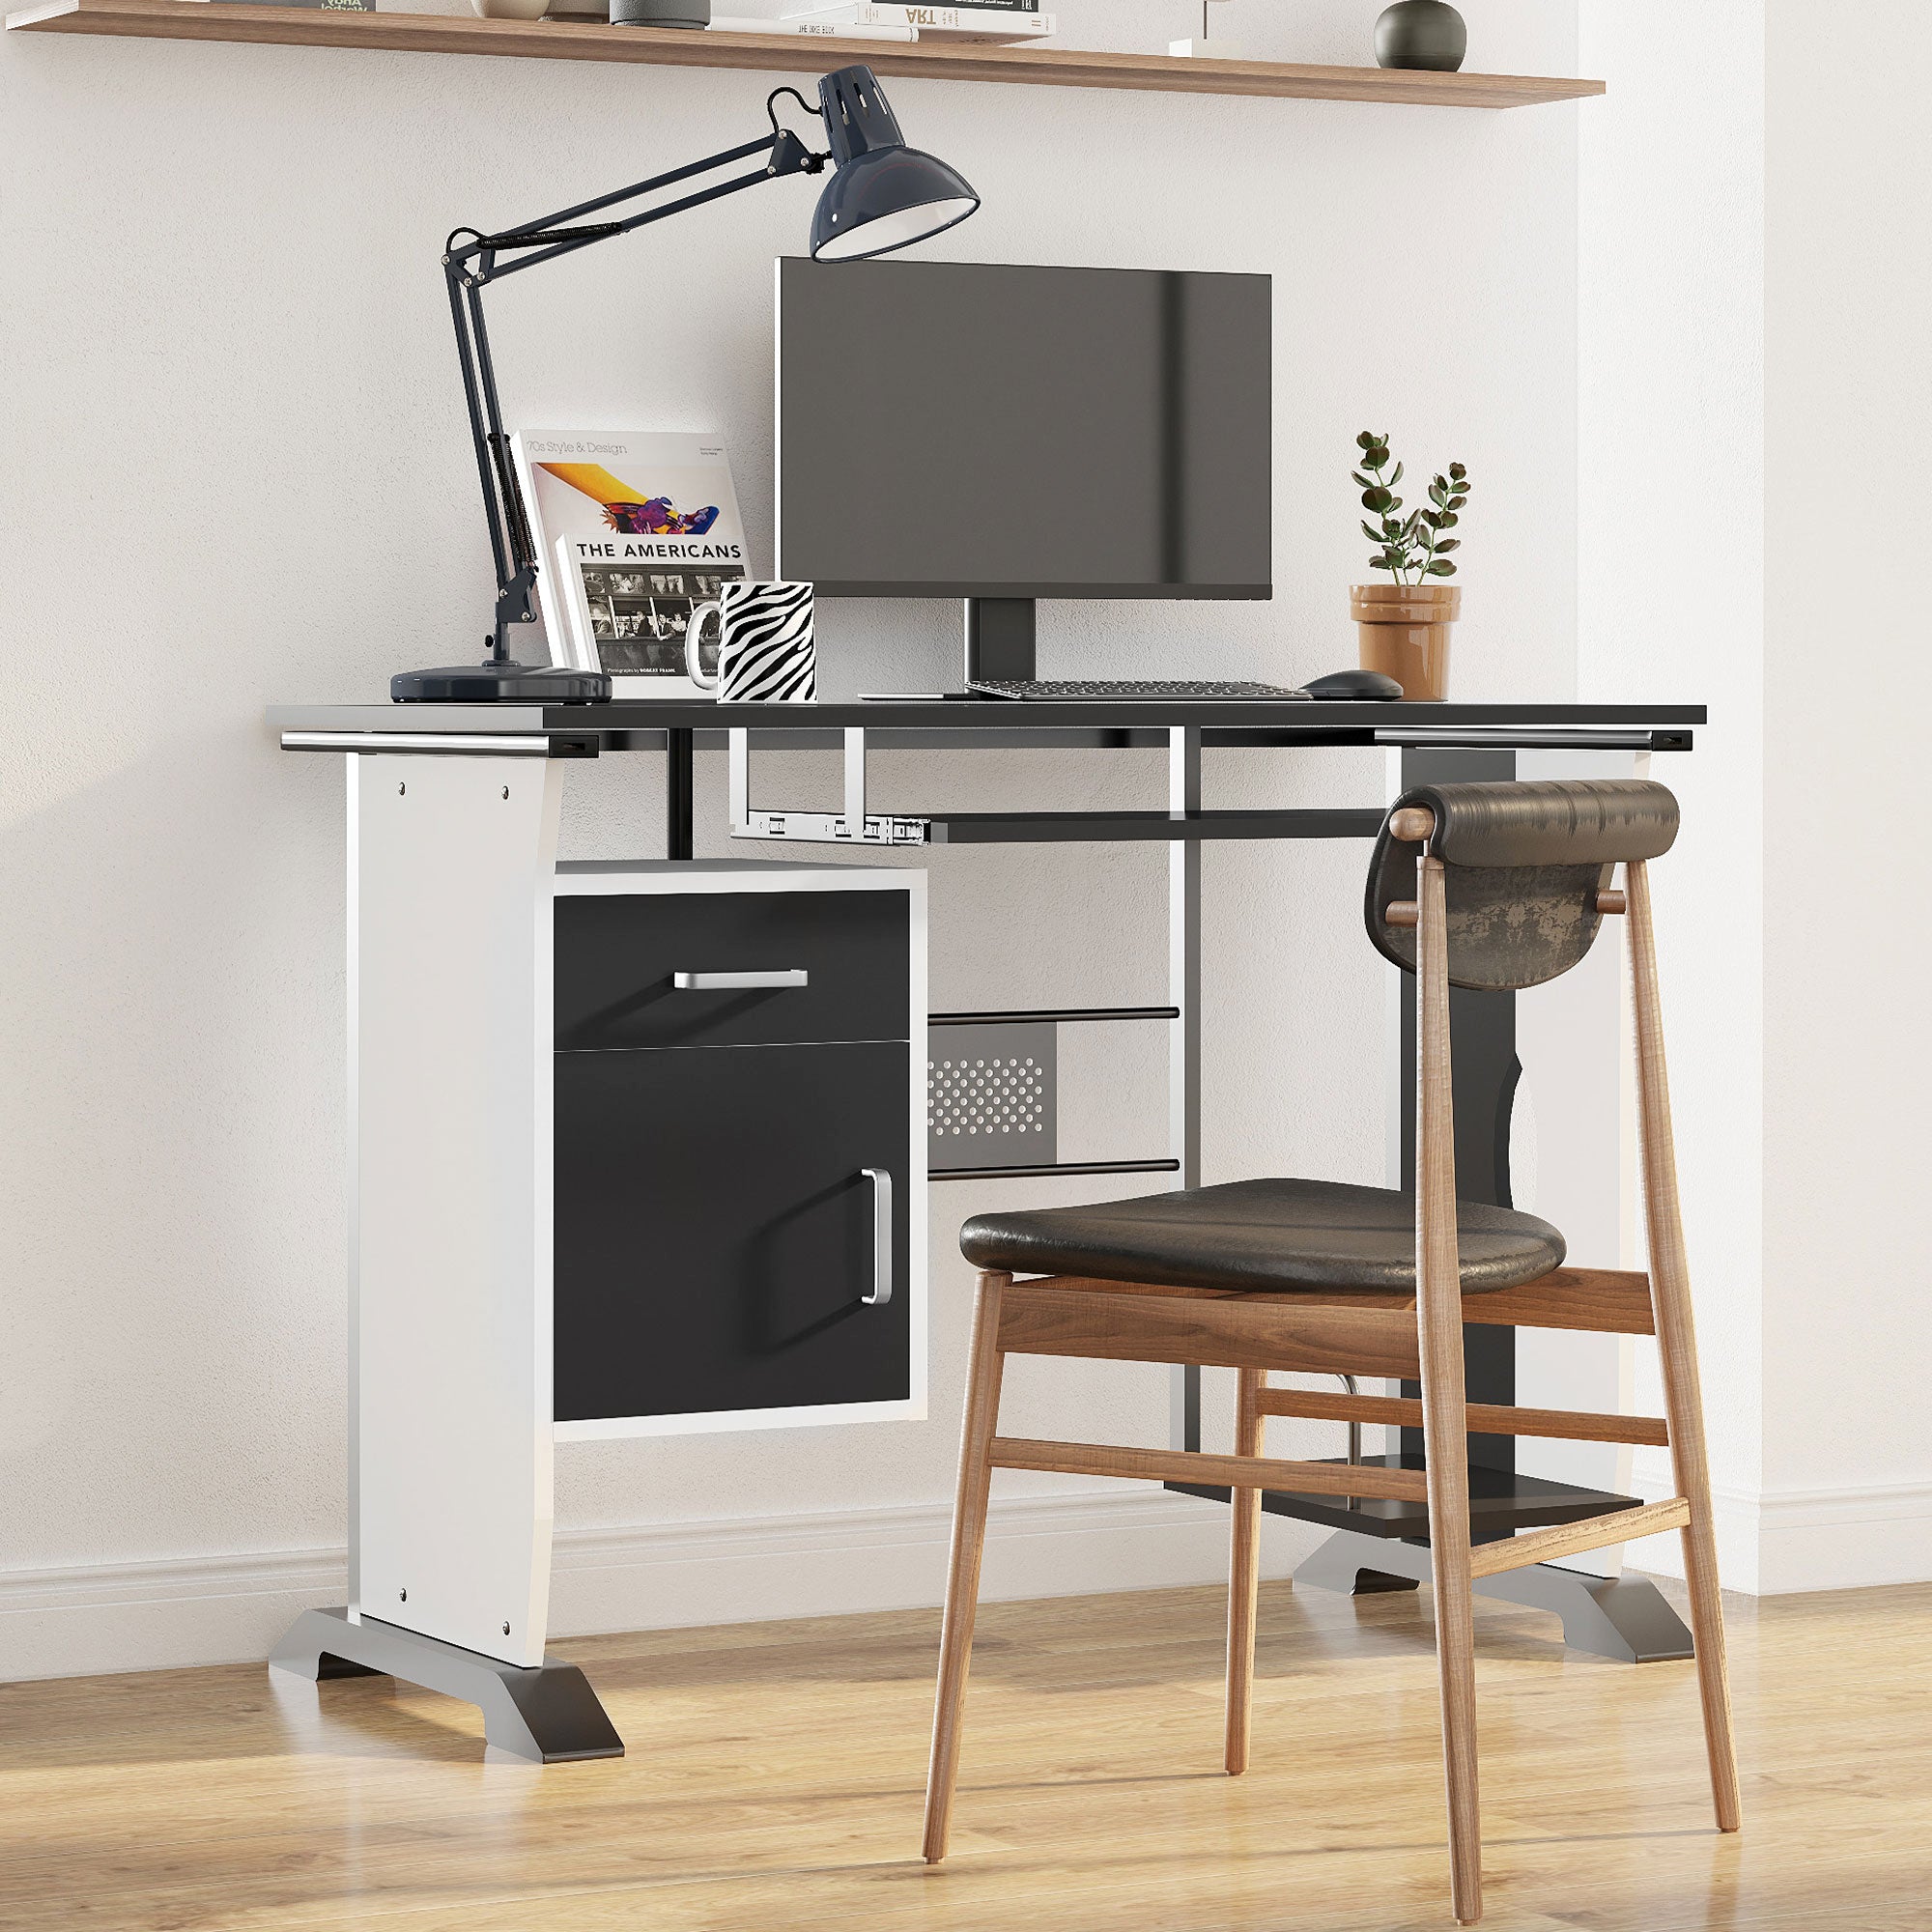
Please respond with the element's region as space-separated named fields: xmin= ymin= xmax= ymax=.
xmin=393 ymin=66 xmax=980 ymax=703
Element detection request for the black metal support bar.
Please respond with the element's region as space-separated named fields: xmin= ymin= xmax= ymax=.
xmin=928 ymin=808 xmax=1385 ymax=844
xmin=666 ymin=727 xmax=695 ymax=861
xmin=930 ymin=1158 xmax=1180 ymax=1183
xmin=929 ymin=1007 xmax=1180 ymax=1028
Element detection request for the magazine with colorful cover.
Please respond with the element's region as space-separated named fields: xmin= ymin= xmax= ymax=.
xmin=510 ymin=431 xmax=749 ymax=696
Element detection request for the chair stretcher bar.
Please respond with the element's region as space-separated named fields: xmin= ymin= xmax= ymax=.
xmin=1257 ymin=1387 xmax=1670 ymax=1448
xmin=989 ymin=1437 xmax=1430 ymax=1502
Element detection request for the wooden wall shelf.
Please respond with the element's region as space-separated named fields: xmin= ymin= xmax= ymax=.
xmin=5 ymin=0 xmax=1605 ymax=108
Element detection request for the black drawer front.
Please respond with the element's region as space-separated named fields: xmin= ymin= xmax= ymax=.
xmin=554 ymin=1041 xmax=912 ymax=1425
xmin=555 ymin=889 xmax=909 ymax=1052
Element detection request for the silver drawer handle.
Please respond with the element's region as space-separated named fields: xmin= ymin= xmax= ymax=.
xmin=671 ymin=969 xmax=810 ymax=991
xmin=862 ymin=1168 xmax=893 ymax=1307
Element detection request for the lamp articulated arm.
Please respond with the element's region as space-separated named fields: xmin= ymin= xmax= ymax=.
xmin=441 ymin=99 xmax=828 ymax=668
xmin=393 ymin=64 xmax=978 ymax=703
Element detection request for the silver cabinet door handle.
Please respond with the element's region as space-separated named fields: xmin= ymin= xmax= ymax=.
xmin=862 ymin=1167 xmax=893 ymax=1307
xmin=671 ymin=969 xmax=810 ymax=991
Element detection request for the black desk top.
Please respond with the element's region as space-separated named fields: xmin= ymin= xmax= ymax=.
xmin=270 ymin=697 xmax=1704 ymax=753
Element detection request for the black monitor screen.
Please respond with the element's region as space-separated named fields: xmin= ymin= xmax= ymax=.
xmin=777 ymin=258 xmax=1272 ymax=600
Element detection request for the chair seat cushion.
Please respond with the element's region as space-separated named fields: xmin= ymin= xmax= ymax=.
xmin=959 ymin=1177 xmax=1565 ymax=1296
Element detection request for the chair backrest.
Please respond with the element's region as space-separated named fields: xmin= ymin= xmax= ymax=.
xmin=1364 ymin=779 xmax=1680 ymax=992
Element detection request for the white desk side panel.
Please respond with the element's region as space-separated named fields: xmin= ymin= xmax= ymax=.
xmin=350 ymin=753 xmax=561 ymax=1666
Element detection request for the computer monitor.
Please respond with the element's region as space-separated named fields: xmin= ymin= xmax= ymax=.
xmin=775 ymin=257 xmax=1272 ymax=680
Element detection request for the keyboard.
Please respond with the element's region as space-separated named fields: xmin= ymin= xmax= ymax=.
xmin=969 ymin=678 xmax=1311 ymax=702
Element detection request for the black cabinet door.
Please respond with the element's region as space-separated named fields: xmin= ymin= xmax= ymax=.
xmin=554 ymin=1041 xmax=912 ymax=1425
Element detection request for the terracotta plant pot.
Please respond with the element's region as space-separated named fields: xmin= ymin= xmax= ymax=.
xmin=1351 ymin=582 xmax=1462 ymax=701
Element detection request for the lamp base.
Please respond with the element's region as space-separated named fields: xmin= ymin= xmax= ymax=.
xmin=391 ymin=658 xmax=612 ymax=703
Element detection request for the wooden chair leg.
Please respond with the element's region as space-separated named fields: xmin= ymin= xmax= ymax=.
xmin=1417 ymin=850 xmax=1484 ymax=1925
xmin=1627 ymin=862 xmax=1742 ymax=1833
xmin=923 ymin=1269 xmax=1010 ymax=1865
xmin=1225 ymin=1366 xmax=1265 ymax=1776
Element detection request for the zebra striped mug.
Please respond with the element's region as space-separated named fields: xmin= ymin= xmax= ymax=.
xmin=683 ymin=580 xmax=816 ymax=703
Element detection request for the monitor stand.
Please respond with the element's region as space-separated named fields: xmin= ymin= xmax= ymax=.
xmin=965 ymin=598 xmax=1036 ymax=685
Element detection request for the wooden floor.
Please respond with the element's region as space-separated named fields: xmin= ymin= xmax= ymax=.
xmin=4 ymin=1575 xmax=1929 ymax=1930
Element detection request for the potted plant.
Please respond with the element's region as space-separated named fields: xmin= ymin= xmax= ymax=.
xmin=1350 ymin=432 xmax=1472 ymax=701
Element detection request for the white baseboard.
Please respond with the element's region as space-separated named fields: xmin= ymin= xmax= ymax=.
xmin=0 ymin=1488 xmax=1310 ymax=1684
xmin=1624 ymin=1461 xmax=1932 ymax=1595
xmin=0 ymin=1546 xmax=349 ymax=1687
xmin=17 ymin=1473 xmax=1927 ymax=1685
xmin=1747 ymin=1479 xmax=1932 ymax=1594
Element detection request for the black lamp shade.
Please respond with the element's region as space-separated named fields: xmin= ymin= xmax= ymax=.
xmin=810 ymin=66 xmax=980 ymax=263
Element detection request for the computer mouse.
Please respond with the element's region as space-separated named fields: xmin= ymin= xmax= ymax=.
xmin=1303 ymin=668 xmax=1405 ymax=701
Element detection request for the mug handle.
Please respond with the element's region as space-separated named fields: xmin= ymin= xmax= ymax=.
xmin=684 ymin=603 xmax=724 ymax=693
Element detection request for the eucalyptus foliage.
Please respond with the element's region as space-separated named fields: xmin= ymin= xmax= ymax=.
xmin=1354 ymin=432 xmax=1472 ymax=584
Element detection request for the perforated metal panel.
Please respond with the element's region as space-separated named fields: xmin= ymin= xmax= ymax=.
xmin=928 ymin=1023 xmax=1057 ymax=1171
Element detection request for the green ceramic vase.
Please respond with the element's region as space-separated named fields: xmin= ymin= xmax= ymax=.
xmin=1376 ymin=0 xmax=1468 ymax=73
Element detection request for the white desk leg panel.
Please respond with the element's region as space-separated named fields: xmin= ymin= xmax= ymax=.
xmin=349 ymin=752 xmax=560 ymax=1667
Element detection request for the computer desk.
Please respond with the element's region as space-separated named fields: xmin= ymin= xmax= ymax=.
xmin=267 ymin=695 xmax=1706 ymax=1759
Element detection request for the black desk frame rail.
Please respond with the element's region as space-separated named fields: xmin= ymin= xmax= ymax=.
xmin=272 ymin=698 xmax=1705 ymax=1754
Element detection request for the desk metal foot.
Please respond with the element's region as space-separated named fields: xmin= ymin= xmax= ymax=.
xmin=270 ymin=1606 xmax=626 ymax=1762
xmin=1293 ymin=1534 xmax=1422 ymax=1596
xmin=1294 ymin=1530 xmax=1695 ymax=1663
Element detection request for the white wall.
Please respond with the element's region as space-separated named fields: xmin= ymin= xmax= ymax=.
xmin=1580 ymin=1 xmax=1932 ymax=1593
xmin=1757 ymin=0 xmax=1932 ymax=1588
xmin=0 ymin=0 xmax=1587 ymax=1677
xmin=1576 ymin=2 xmax=1767 ymax=1586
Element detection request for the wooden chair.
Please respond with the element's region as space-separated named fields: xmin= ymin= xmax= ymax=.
xmin=921 ymin=779 xmax=1740 ymax=1926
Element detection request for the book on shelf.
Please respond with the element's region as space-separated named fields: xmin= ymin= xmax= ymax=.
xmin=709 ymin=15 xmax=920 ymax=38
xmin=509 ymin=431 xmax=749 ymax=697
xmin=780 ymin=5 xmax=1056 ymax=43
